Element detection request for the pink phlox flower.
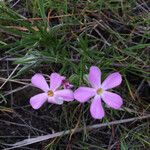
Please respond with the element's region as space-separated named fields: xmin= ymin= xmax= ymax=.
xmin=30 ymin=73 xmax=74 ymax=109
xmin=61 ymin=76 xmax=73 ymax=89
xmin=74 ymin=66 xmax=123 ymax=119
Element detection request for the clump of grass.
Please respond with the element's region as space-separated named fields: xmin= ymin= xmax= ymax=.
xmin=0 ymin=0 xmax=150 ymax=149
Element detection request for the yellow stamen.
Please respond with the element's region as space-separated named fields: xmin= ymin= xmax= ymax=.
xmin=97 ymin=88 xmax=103 ymax=95
xmin=47 ymin=90 xmax=54 ymax=97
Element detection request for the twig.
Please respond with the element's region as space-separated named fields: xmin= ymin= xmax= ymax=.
xmin=11 ymin=0 xmax=21 ymax=8
xmin=93 ymin=28 xmax=111 ymax=46
xmin=135 ymin=79 xmax=145 ymax=95
xmin=0 ymin=119 xmax=47 ymax=134
xmin=3 ymin=84 xmax=31 ymax=97
xmin=4 ymin=114 xmax=150 ymax=150
xmin=6 ymin=61 xmax=13 ymax=107
xmin=0 ymin=64 xmax=20 ymax=89
xmin=0 ymin=77 xmax=29 ymax=85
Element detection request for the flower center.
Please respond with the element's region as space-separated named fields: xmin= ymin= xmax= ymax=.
xmin=97 ymin=88 xmax=103 ymax=95
xmin=47 ymin=90 xmax=54 ymax=97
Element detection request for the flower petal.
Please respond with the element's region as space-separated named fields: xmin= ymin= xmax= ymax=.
xmin=74 ymin=87 xmax=96 ymax=103
xmin=61 ymin=76 xmax=66 ymax=80
xmin=30 ymin=93 xmax=47 ymax=109
xmin=31 ymin=74 xmax=49 ymax=92
xmin=48 ymin=96 xmax=63 ymax=105
xmin=88 ymin=66 xmax=101 ymax=88
xmin=101 ymin=91 xmax=123 ymax=109
xmin=55 ymin=89 xmax=74 ymax=101
xmin=90 ymin=96 xmax=105 ymax=119
xmin=50 ymin=73 xmax=63 ymax=91
xmin=101 ymin=72 xmax=122 ymax=90
xmin=62 ymin=79 xmax=74 ymax=89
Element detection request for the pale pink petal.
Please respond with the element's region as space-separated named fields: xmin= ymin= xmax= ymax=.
xmin=63 ymin=83 xmax=73 ymax=89
xmin=48 ymin=96 xmax=63 ymax=105
xmin=74 ymin=87 xmax=96 ymax=103
xmin=47 ymin=97 xmax=55 ymax=103
xmin=90 ymin=96 xmax=105 ymax=119
xmin=88 ymin=66 xmax=101 ymax=88
xmin=31 ymin=74 xmax=49 ymax=92
xmin=55 ymin=89 xmax=74 ymax=101
xmin=62 ymin=80 xmax=73 ymax=89
xmin=50 ymin=73 xmax=63 ymax=91
xmin=61 ymin=76 xmax=66 ymax=80
xmin=101 ymin=91 xmax=123 ymax=109
xmin=101 ymin=72 xmax=122 ymax=90
xmin=30 ymin=93 xmax=47 ymax=109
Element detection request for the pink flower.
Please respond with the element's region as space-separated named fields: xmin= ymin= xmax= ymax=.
xmin=61 ymin=76 xmax=73 ymax=89
xmin=30 ymin=73 xmax=74 ymax=109
xmin=74 ymin=66 xmax=123 ymax=119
